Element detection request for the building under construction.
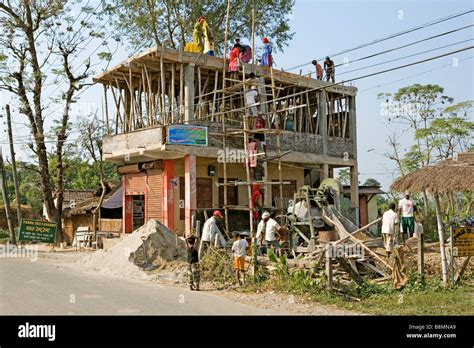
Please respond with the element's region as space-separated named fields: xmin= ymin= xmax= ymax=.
xmin=94 ymin=45 xmax=360 ymax=236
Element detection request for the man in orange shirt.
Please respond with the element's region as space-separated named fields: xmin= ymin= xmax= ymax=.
xmin=312 ymin=60 xmax=323 ymax=80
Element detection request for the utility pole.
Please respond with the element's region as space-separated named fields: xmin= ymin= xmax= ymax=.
xmin=0 ymin=148 xmax=16 ymax=245
xmin=6 ymin=105 xmax=22 ymax=227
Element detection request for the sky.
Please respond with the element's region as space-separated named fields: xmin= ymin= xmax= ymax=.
xmin=0 ymin=0 xmax=473 ymax=191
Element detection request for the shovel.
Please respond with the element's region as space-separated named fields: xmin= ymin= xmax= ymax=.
xmin=140 ymin=236 xmax=156 ymax=271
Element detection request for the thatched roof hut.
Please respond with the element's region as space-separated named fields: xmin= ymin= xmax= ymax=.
xmin=390 ymin=152 xmax=474 ymax=193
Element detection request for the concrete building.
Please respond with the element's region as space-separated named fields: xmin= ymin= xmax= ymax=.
xmin=94 ymin=46 xmax=359 ymax=235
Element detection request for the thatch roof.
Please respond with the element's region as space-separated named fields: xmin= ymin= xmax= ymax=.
xmin=390 ymin=152 xmax=474 ymax=193
xmin=63 ymin=186 xmax=120 ymax=217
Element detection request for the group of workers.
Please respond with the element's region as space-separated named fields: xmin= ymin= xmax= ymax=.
xmin=381 ymin=190 xmax=423 ymax=257
xmin=184 ymin=208 xmax=286 ymax=290
xmin=312 ymin=57 xmax=335 ymax=83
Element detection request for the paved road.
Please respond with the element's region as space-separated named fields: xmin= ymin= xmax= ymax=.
xmin=0 ymin=257 xmax=281 ymax=315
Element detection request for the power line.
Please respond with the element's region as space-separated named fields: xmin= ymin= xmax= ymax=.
xmin=333 ymin=24 xmax=473 ymax=69
xmin=358 ymin=56 xmax=474 ymax=93
xmin=285 ymin=8 xmax=474 ymax=71
xmin=338 ymin=38 xmax=474 ymax=77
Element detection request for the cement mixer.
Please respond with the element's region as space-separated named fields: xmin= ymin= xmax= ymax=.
xmin=281 ymin=179 xmax=343 ymax=254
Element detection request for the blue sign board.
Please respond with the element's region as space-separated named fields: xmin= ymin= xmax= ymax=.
xmin=168 ymin=125 xmax=208 ymax=146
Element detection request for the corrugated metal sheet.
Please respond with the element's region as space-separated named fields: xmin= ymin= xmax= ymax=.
xmin=146 ymin=169 xmax=163 ymax=222
xmin=125 ymin=173 xmax=146 ymax=194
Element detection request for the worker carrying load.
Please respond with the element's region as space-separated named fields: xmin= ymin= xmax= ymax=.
xmin=260 ymin=37 xmax=273 ymax=67
xmin=239 ymin=43 xmax=252 ymax=63
xmin=324 ymin=56 xmax=335 ymax=83
xmin=185 ymin=15 xmax=215 ymax=55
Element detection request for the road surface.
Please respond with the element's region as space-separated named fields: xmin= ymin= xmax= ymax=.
xmin=0 ymin=257 xmax=282 ymax=315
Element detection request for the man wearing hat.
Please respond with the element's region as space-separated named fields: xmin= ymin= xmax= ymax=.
xmin=185 ymin=235 xmax=200 ymax=291
xmin=398 ymin=190 xmax=417 ymax=243
xmin=199 ymin=210 xmax=224 ymax=258
xmin=256 ymin=211 xmax=284 ymax=256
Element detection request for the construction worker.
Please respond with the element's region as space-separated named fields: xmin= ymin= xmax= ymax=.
xmin=260 ymin=37 xmax=273 ymax=67
xmin=398 ymin=190 xmax=416 ymax=243
xmin=193 ymin=16 xmax=214 ymax=55
xmin=228 ymin=43 xmax=241 ymax=81
xmin=381 ymin=203 xmax=399 ymax=257
xmin=199 ymin=210 xmax=224 ymax=258
xmin=185 ymin=235 xmax=200 ymax=291
xmin=256 ymin=211 xmax=285 ymax=256
xmin=312 ymin=59 xmax=323 ymax=80
xmin=324 ymin=56 xmax=335 ymax=83
xmin=239 ymin=43 xmax=252 ymax=63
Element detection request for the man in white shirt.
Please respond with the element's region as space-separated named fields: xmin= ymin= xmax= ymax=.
xmin=382 ymin=203 xmax=399 ymax=257
xmin=256 ymin=211 xmax=284 ymax=256
xmin=398 ymin=190 xmax=416 ymax=242
xmin=199 ymin=210 xmax=224 ymax=258
xmin=245 ymin=86 xmax=259 ymax=127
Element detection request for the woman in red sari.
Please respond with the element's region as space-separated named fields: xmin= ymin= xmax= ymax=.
xmin=228 ymin=43 xmax=241 ymax=81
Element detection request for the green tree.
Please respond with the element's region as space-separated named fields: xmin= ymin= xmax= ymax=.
xmin=337 ymin=168 xmax=350 ymax=186
xmin=363 ymin=178 xmax=381 ymax=187
xmin=103 ymin=0 xmax=295 ymax=54
xmin=0 ymin=1 xmax=109 ymax=241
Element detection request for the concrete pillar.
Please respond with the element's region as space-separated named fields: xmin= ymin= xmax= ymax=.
xmin=349 ymin=95 xmax=357 ymax=159
xmin=263 ymin=162 xmax=271 ymax=207
xmin=318 ymin=90 xmax=328 ymax=155
xmin=350 ymin=164 xmax=359 ymax=226
xmin=162 ymin=160 xmax=175 ymax=231
xmin=320 ymin=163 xmax=329 ymax=181
xmin=184 ymin=155 xmax=197 ymax=236
xmin=184 ymin=63 xmax=195 ymax=122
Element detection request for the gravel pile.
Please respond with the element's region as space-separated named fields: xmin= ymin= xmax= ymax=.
xmin=78 ymin=220 xmax=187 ymax=281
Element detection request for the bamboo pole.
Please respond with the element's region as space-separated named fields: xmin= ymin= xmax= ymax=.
xmin=160 ymin=44 xmax=167 ymax=124
xmin=103 ymin=85 xmax=110 ymax=135
xmin=180 ymin=63 xmax=184 ymax=121
xmin=242 ymin=65 xmax=256 ymax=274
xmin=171 ymin=63 xmax=176 ymax=123
xmin=434 ymin=193 xmax=449 ymax=287
xmin=212 ymin=70 xmax=219 ymax=121
xmin=221 ymin=0 xmax=231 ymax=235
xmin=270 ymin=67 xmax=284 ymax=214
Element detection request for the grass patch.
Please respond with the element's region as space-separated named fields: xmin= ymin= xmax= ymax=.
xmin=206 ymin=250 xmax=473 ymax=315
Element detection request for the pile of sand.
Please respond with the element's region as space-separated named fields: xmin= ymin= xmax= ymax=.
xmin=78 ymin=220 xmax=187 ymax=281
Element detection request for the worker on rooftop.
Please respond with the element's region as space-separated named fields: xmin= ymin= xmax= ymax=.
xmin=193 ymin=15 xmax=214 ymax=55
xmin=312 ymin=59 xmax=323 ymax=80
xmin=260 ymin=37 xmax=273 ymax=67
xmin=228 ymin=43 xmax=241 ymax=81
xmin=324 ymin=56 xmax=335 ymax=83
xmin=239 ymin=42 xmax=252 ymax=63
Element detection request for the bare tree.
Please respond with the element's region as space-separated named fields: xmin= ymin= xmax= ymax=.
xmin=0 ymin=1 xmax=106 ymax=242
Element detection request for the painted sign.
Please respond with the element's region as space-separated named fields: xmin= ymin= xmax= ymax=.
xmin=452 ymin=226 xmax=474 ymax=257
xmin=18 ymin=219 xmax=58 ymax=243
xmin=167 ymin=125 xmax=208 ymax=146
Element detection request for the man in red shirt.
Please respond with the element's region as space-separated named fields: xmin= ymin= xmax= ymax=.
xmin=312 ymin=60 xmax=323 ymax=80
xmin=250 ymin=182 xmax=263 ymax=229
